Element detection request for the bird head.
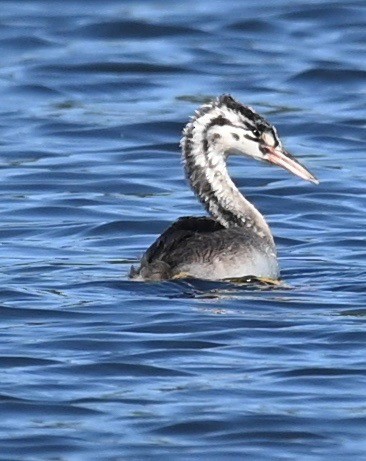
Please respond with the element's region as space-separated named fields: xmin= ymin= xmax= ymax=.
xmin=197 ymin=94 xmax=319 ymax=184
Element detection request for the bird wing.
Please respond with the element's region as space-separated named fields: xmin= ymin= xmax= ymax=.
xmin=142 ymin=216 xmax=224 ymax=266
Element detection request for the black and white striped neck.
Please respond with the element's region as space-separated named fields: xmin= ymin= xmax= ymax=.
xmin=180 ymin=95 xmax=274 ymax=242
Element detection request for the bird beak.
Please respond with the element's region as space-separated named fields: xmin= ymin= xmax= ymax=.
xmin=266 ymin=146 xmax=319 ymax=184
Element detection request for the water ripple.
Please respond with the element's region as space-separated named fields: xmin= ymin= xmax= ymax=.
xmin=0 ymin=0 xmax=365 ymax=459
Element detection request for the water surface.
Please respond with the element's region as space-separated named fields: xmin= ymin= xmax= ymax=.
xmin=0 ymin=0 xmax=366 ymax=459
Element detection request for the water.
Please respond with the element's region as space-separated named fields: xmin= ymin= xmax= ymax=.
xmin=0 ymin=0 xmax=365 ymax=459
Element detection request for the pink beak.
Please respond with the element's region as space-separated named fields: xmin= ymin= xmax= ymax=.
xmin=266 ymin=146 xmax=319 ymax=184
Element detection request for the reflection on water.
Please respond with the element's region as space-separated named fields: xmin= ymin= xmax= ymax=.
xmin=1 ymin=0 xmax=366 ymax=459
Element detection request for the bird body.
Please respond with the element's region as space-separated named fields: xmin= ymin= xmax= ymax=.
xmin=130 ymin=216 xmax=279 ymax=281
xmin=130 ymin=95 xmax=318 ymax=281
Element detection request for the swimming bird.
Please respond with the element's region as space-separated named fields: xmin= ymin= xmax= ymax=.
xmin=130 ymin=94 xmax=318 ymax=281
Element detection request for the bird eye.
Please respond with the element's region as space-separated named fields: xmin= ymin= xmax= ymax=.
xmin=252 ymin=129 xmax=260 ymax=137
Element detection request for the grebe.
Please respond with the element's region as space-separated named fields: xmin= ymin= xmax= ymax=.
xmin=130 ymin=95 xmax=318 ymax=281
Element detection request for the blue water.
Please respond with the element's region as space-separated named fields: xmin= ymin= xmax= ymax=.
xmin=1 ymin=0 xmax=366 ymax=459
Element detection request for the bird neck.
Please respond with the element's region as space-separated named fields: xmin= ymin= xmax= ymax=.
xmin=182 ymin=131 xmax=273 ymax=242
